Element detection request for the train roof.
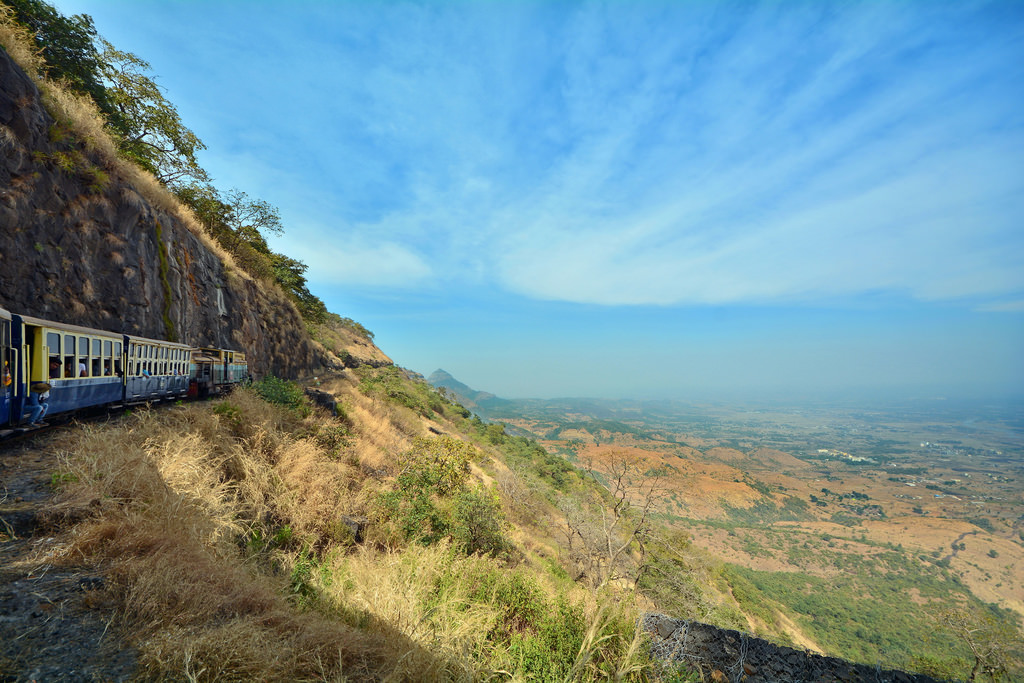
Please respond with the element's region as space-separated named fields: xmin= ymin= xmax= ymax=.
xmin=15 ymin=314 xmax=125 ymax=339
xmin=16 ymin=315 xmax=193 ymax=349
xmin=126 ymin=334 xmax=193 ymax=349
xmin=0 ymin=307 xmax=10 ymax=322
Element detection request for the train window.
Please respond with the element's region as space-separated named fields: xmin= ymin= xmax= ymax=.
xmin=92 ymin=339 xmax=101 ymax=356
xmin=104 ymin=340 xmax=112 ymax=357
xmin=115 ymin=342 xmax=122 ymax=357
xmin=114 ymin=359 xmax=122 ymax=377
xmin=92 ymin=357 xmax=101 ymax=376
xmin=63 ymin=335 xmax=75 ymax=377
xmin=103 ymin=358 xmax=112 ymax=376
xmin=46 ymin=333 xmax=60 ymax=375
xmin=78 ymin=337 xmax=89 ymax=377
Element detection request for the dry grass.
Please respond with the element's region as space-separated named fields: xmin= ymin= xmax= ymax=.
xmin=47 ymin=395 xmax=398 ymax=680
xmin=0 ymin=6 xmax=44 ymax=79
xmin=34 ymin=377 xmax=654 ymax=681
xmin=319 ymin=543 xmax=503 ymax=680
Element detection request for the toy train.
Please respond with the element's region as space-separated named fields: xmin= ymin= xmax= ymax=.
xmin=1 ymin=306 xmax=248 ymax=434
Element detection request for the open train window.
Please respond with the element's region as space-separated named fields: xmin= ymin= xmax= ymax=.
xmin=63 ymin=334 xmax=75 ymax=377
xmin=78 ymin=337 xmax=89 ymax=377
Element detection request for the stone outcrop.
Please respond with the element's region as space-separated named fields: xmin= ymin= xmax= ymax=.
xmin=0 ymin=48 xmax=327 ymax=379
xmin=642 ymin=614 xmax=943 ymax=683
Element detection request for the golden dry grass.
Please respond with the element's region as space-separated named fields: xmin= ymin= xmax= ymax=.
xmin=35 ymin=380 xmax=657 ymax=681
xmin=0 ymin=6 xmax=44 ymax=79
xmin=46 ymin=395 xmax=402 ymax=680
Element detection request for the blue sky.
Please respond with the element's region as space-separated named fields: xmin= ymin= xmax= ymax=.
xmin=53 ymin=0 xmax=1024 ymax=400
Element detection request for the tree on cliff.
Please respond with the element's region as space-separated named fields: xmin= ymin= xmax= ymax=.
xmin=1 ymin=0 xmax=109 ymax=111
xmin=0 ymin=0 xmax=208 ymax=186
xmin=96 ymin=38 xmax=209 ymax=185
xmin=175 ymin=183 xmax=327 ymax=323
xmin=4 ymin=0 xmax=328 ymax=324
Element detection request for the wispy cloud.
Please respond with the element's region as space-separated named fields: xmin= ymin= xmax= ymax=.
xmin=253 ymin=1 xmax=1023 ymax=308
xmin=77 ymin=0 xmax=1023 ymax=308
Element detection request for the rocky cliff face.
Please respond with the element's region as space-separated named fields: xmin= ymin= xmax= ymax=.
xmin=643 ymin=614 xmax=942 ymax=683
xmin=0 ymin=49 xmax=328 ymax=379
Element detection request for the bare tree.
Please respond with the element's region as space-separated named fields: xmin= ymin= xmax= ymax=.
xmin=559 ymin=453 xmax=667 ymax=591
xmin=940 ymin=606 xmax=1022 ymax=682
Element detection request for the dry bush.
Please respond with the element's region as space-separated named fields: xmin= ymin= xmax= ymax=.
xmin=273 ymin=439 xmax=364 ymax=545
xmin=318 ymin=543 xmax=504 ymax=680
xmin=47 ymin=400 xmax=402 ymax=680
xmin=0 ymin=7 xmax=44 ymax=78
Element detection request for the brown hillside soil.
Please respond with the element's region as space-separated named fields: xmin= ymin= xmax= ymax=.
xmin=774 ymin=610 xmax=824 ymax=653
xmin=576 ymin=444 xmax=765 ymax=518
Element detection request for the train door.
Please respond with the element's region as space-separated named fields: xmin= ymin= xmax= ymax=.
xmin=1 ymin=312 xmax=12 ymax=427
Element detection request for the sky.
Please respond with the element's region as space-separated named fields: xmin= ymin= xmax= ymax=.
xmin=51 ymin=0 xmax=1024 ymax=401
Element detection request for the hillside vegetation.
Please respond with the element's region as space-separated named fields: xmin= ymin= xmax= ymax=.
xmin=32 ymin=366 xmax=739 ymax=680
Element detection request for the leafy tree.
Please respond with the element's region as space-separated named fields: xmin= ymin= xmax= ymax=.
xmin=1 ymin=0 xmax=109 ymax=109
xmin=2 ymin=0 xmax=209 ymax=186
xmin=97 ymin=38 xmax=208 ymax=185
xmin=270 ymin=253 xmax=327 ymax=324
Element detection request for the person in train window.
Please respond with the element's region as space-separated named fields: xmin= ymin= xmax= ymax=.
xmin=49 ymin=358 xmax=61 ymax=378
xmin=79 ymin=360 xmax=87 ymax=377
xmin=3 ymin=362 xmax=10 ymax=387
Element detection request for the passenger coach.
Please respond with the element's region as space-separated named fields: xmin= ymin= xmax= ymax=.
xmin=0 ymin=308 xmax=249 ymax=433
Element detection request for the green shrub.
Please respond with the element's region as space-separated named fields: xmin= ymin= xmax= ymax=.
xmin=314 ymin=423 xmax=350 ymax=458
xmin=396 ymin=436 xmax=476 ymax=495
xmin=254 ymin=375 xmax=305 ymax=410
xmin=212 ymin=400 xmax=242 ymax=426
xmin=377 ymin=436 xmax=512 ymax=555
xmin=452 ymin=485 xmax=507 ymax=556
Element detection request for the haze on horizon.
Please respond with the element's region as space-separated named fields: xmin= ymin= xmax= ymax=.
xmin=54 ymin=0 xmax=1024 ymax=402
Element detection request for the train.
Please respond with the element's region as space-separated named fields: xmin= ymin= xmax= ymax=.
xmin=1 ymin=306 xmax=248 ymax=434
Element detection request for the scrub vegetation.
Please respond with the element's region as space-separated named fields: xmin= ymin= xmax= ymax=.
xmin=40 ymin=369 xmax=690 ymax=680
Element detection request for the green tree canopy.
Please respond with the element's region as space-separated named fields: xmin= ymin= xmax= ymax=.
xmin=97 ymin=38 xmax=208 ymax=185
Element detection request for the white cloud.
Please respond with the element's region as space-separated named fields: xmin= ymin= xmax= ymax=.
xmin=976 ymin=300 xmax=1024 ymax=313
xmin=286 ymin=239 xmax=432 ymax=289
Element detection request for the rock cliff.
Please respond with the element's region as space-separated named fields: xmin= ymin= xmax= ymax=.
xmin=643 ymin=614 xmax=943 ymax=683
xmin=0 ymin=48 xmax=326 ymax=378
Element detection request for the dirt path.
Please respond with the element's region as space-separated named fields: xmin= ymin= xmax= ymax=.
xmin=0 ymin=436 xmax=137 ymax=681
xmin=942 ymin=529 xmax=979 ymax=563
